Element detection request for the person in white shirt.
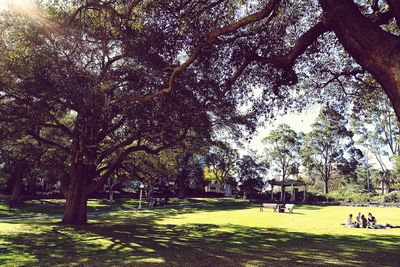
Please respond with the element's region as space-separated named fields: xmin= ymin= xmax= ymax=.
xmin=345 ymin=214 xmax=357 ymax=228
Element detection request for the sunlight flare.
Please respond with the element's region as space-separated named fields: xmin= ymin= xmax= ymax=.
xmin=0 ymin=0 xmax=31 ymax=11
xmin=1 ymin=0 xmax=61 ymax=34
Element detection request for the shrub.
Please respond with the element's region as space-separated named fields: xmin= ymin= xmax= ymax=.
xmin=307 ymin=191 xmax=328 ymax=202
xmin=328 ymin=186 xmax=376 ymax=203
xmin=345 ymin=192 xmax=371 ymax=203
xmin=384 ymin=191 xmax=400 ymax=202
xmin=327 ymin=191 xmax=346 ymax=202
xmin=370 ymin=195 xmax=385 ymax=203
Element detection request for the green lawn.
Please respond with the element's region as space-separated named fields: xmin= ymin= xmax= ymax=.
xmin=0 ymin=198 xmax=146 ymax=218
xmin=1 ymin=199 xmax=400 ymax=266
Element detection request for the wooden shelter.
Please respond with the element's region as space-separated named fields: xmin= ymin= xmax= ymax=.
xmin=268 ymin=179 xmax=308 ymax=202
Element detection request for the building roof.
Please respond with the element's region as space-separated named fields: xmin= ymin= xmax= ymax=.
xmin=267 ymin=179 xmax=307 ymax=186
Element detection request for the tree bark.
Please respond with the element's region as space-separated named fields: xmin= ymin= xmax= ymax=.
xmin=109 ymin=190 xmax=114 ymax=203
xmin=10 ymin=175 xmax=23 ymax=202
xmin=62 ymin=175 xmax=89 ymax=224
xmin=323 ymin=180 xmax=329 ymax=194
xmin=281 ymin=168 xmax=286 ymax=201
xmin=177 ymin=171 xmax=187 ymax=199
xmin=280 ymin=185 xmax=285 ymax=201
xmin=61 ymin=163 xmax=92 ymax=225
xmin=320 ymin=0 xmax=400 ymax=121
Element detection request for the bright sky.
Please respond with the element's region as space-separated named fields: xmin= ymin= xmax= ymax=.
xmin=245 ymin=104 xmax=393 ymax=172
xmin=246 ymin=105 xmax=320 ymax=154
xmin=0 ymin=0 xmax=21 ymax=10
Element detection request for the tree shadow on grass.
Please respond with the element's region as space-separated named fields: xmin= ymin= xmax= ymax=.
xmin=109 ymin=200 xmax=257 ymax=220
xmin=1 ymin=214 xmax=400 ymax=267
xmin=0 ymin=198 xmax=255 ymax=220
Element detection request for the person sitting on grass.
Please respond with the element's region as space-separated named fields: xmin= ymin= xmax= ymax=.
xmin=360 ymin=214 xmax=368 ymax=228
xmin=345 ymin=214 xmax=358 ymax=228
xmin=355 ymin=212 xmax=362 ymax=227
xmin=366 ymin=213 xmax=395 ymax=229
xmin=367 ymin=213 xmax=377 ymax=228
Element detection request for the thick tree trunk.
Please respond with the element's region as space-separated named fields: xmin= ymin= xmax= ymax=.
xmin=177 ymin=171 xmax=187 ymax=199
xmin=10 ymin=175 xmax=23 ymax=202
xmin=62 ymin=184 xmax=88 ymax=224
xmin=320 ymin=0 xmax=400 ymax=121
xmin=62 ymin=170 xmax=90 ymax=225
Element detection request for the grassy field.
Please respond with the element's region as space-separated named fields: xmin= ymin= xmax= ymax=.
xmin=0 ymin=199 xmax=400 ymax=266
xmin=0 ymin=198 xmax=146 ymax=219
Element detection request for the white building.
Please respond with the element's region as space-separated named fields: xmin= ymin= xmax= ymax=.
xmin=204 ymin=183 xmax=234 ymax=196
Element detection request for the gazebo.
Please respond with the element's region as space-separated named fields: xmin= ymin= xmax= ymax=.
xmin=268 ymin=179 xmax=308 ymax=202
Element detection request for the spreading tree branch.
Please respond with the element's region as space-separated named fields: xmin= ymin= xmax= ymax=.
xmin=29 ymin=130 xmax=71 ymax=153
xmin=109 ymin=0 xmax=282 ymax=105
xmin=387 ymin=0 xmax=400 ymax=27
xmin=88 ymin=128 xmax=189 ymax=194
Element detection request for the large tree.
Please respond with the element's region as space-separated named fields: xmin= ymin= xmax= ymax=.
xmin=0 ymin=12 xmax=218 ymax=224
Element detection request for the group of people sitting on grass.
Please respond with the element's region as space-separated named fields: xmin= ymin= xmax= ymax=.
xmin=345 ymin=212 xmax=393 ymax=229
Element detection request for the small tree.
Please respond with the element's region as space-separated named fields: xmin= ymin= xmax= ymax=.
xmin=237 ymin=153 xmax=268 ymax=202
xmin=263 ymin=124 xmax=302 ymax=201
xmin=205 ymin=142 xmax=238 ymax=195
xmin=302 ymin=106 xmax=362 ymax=194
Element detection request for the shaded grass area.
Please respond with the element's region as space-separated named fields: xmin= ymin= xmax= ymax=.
xmin=0 ymin=198 xmax=144 ymax=219
xmin=0 ymin=197 xmax=234 ymax=219
xmin=0 ymin=199 xmax=400 ymax=266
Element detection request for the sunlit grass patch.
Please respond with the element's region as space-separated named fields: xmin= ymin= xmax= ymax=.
xmin=0 ymin=199 xmax=399 ymax=266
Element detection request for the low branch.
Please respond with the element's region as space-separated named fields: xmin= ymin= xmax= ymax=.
xmin=372 ymin=0 xmax=380 ymax=13
xmin=96 ymin=115 xmax=127 ymax=143
xmin=223 ymin=58 xmax=252 ymax=96
xmin=255 ymin=21 xmax=330 ymax=68
xmin=29 ymin=130 xmax=71 ymax=153
xmin=387 ymin=0 xmax=400 ymax=27
xmin=43 ymin=113 xmax=73 ymax=137
xmin=225 ymin=20 xmax=330 ymax=90
xmin=371 ymin=10 xmax=395 ymax=25
xmin=89 ymin=129 xmax=189 ymax=194
xmin=95 ymin=134 xmax=138 ymax=165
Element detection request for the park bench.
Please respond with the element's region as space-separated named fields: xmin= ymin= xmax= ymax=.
xmin=285 ymin=204 xmax=295 ymax=213
xmin=260 ymin=203 xmax=295 ymax=213
xmin=259 ymin=203 xmax=278 ymax=212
